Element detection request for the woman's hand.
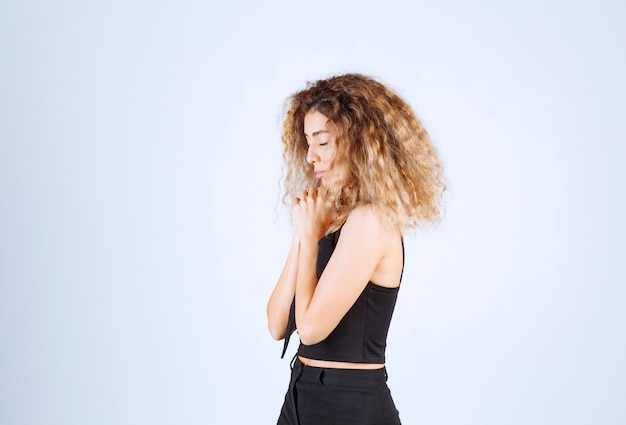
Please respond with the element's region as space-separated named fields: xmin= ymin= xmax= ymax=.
xmin=292 ymin=187 xmax=332 ymax=242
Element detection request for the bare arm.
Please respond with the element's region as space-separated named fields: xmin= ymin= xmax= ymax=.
xmin=267 ymin=234 xmax=300 ymax=341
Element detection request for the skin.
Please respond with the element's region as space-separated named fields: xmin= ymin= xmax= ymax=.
xmin=267 ymin=111 xmax=404 ymax=369
xmin=303 ymin=110 xmax=336 ymax=180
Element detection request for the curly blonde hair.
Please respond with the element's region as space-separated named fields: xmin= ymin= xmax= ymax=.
xmin=281 ymin=73 xmax=445 ymax=233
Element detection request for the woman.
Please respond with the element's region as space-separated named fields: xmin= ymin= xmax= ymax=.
xmin=267 ymin=73 xmax=445 ymax=425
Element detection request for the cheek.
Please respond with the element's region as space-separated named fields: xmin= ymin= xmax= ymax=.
xmin=324 ymin=147 xmax=337 ymax=164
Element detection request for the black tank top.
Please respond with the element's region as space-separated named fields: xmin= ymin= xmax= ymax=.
xmin=281 ymin=227 xmax=402 ymax=363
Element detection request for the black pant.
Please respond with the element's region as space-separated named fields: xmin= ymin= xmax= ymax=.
xmin=277 ymin=358 xmax=401 ymax=425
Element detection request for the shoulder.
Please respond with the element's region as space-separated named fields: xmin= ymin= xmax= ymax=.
xmin=341 ymin=204 xmax=398 ymax=241
xmin=335 ymin=205 xmax=403 ymax=286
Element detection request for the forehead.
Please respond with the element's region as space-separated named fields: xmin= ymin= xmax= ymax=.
xmin=303 ymin=110 xmax=330 ymax=136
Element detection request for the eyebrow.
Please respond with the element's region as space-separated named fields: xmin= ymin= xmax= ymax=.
xmin=304 ymin=129 xmax=329 ymax=139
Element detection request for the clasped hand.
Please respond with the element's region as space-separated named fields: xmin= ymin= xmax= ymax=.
xmin=292 ymin=187 xmax=332 ymax=242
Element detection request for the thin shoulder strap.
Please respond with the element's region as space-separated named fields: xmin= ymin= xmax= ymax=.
xmin=399 ymin=237 xmax=405 ymax=284
xmin=280 ymin=298 xmax=296 ymax=358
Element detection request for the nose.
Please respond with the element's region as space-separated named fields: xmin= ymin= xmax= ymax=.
xmin=306 ymin=145 xmax=318 ymax=164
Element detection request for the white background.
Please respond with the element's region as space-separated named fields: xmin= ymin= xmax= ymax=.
xmin=1 ymin=1 xmax=625 ymax=424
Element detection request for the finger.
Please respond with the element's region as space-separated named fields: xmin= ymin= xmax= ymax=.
xmin=309 ymin=187 xmax=318 ymax=197
xmin=300 ymin=190 xmax=308 ymax=199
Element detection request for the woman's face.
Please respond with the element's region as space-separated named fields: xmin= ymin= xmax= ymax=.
xmin=304 ymin=110 xmax=336 ymax=182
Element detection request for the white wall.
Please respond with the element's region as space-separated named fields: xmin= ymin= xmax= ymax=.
xmin=1 ymin=1 xmax=624 ymax=424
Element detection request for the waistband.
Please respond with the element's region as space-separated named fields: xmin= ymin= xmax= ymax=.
xmin=290 ymin=357 xmax=388 ymax=387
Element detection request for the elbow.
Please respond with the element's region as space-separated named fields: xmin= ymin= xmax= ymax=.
xmin=268 ymin=323 xmax=285 ymax=341
xmin=298 ymin=334 xmax=318 ymax=346
xmin=267 ymin=305 xmax=286 ymax=341
xmin=267 ymin=314 xmax=286 ymax=341
xmin=296 ymin=323 xmax=325 ymax=346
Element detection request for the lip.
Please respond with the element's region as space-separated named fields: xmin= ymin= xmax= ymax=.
xmin=315 ymin=170 xmax=326 ymax=179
